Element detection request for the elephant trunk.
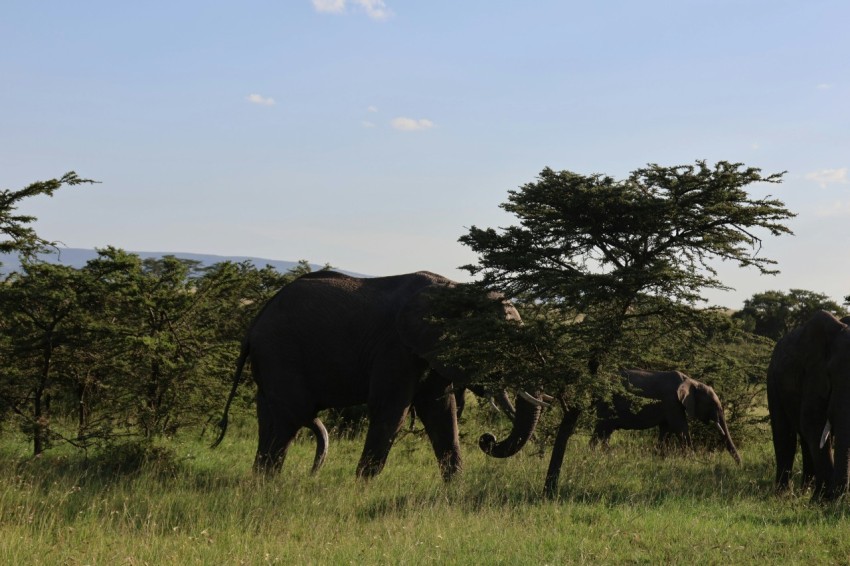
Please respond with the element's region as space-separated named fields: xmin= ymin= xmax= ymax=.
xmin=478 ymin=392 xmax=542 ymax=458
xmin=829 ymin=399 xmax=850 ymax=498
xmin=715 ymin=413 xmax=741 ymax=465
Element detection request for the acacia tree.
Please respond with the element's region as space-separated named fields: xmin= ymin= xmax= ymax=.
xmin=454 ymin=161 xmax=795 ymax=497
xmin=733 ymin=289 xmax=846 ymax=340
xmin=0 ymin=262 xmax=88 ymax=455
xmin=0 ymin=172 xmax=95 ymax=258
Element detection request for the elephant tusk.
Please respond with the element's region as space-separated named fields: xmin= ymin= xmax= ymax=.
xmin=539 ymin=393 xmax=555 ymax=403
xmin=714 ymin=421 xmax=725 ymax=436
xmin=488 ymin=398 xmax=500 ymax=411
xmin=519 ymin=390 xmax=550 ymax=408
xmin=820 ymin=421 xmax=832 ymax=449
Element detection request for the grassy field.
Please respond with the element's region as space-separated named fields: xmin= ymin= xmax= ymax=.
xmin=2 ymin=416 xmax=849 ymax=565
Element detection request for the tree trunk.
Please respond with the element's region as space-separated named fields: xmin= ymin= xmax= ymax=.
xmin=544 ymin=398 xmax=580 ymax=499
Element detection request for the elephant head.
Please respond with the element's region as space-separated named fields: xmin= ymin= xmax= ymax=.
xmin=679 ymin=380 xmax=741 ymax=464
xmin=396 ymin=282 xmax=544 ymax=460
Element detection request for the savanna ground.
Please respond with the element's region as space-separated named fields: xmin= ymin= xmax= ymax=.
xmin=2 ymin=407 xmax=848 ymax=565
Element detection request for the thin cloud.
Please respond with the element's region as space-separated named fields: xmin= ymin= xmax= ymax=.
xmin=361 ymin=120 xmax=376 ymax=128
xmin=312 ymin=0 xmax=345 ymax=13
xmin=817 ymin=83 xmax=832 ymax=90
xmin=354 ymin=0 xmax=391 ymax=20
xmin=246 ymin=94 xmax=276 ymax=106
xmin=391 ymin=117 xmax=434 ymax=131
xmin=367 ymin=105 xmax=378 ymax=113
xmin=806 ymin=168 xmax=848 ymax=188
xmin=311 ymin=0 xmax=391 ymax=20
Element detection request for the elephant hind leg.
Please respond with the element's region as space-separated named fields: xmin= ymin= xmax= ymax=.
xmin=254 ymin=391 xmax=300 ymax=475
xmin=590 ymin=421 xmax=613 ymax=449
xmin=769 ymin=413 xmax=797 ymax=491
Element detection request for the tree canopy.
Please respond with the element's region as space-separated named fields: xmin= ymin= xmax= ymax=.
xmin=455 ymin=161 xmax=794 ymax=377
xmin=733 ymin=289 xmax=847 ymax=340
xmin=0 ymin=172 xmax=96 ymax=258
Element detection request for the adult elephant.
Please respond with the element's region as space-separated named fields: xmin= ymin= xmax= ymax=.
xmin=213 ymin=270 xmax=545 ymax=481
xmin=767 ymin=310 xmax=850 ymax=499
xmin=590 ymin=369 xmax=741 ymax=464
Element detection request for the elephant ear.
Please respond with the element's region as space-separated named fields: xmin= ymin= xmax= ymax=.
xmin=801 ymin=310 xmax=847 ymax=397
xmin=678 ymin=382 xmax=696 ymax=419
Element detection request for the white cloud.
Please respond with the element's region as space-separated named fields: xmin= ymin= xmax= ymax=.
xmin=817 ymin=83 xmax=832 ymax=90
xmin=312 ymin=0 xmax=345 ymax=13
xmin=246 ymin=94 xmax=276 ymax=106
xmin=353 ymin=0 xmax=391 ymax=20
xmin=311 ymin=0 xmax=391 ymax=20
xmin=361 ymin=120 xmax=376 ymax=128
xmin=391 ymin=117 xmax=434 ymax=131
xmin=367 ymin=105 xmax=378 ymax=113
xmin=806 ymin=168 xmax=848 ymax=188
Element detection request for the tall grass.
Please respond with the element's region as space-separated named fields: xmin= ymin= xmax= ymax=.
xmin=2 ymin=417 xmax=849 ymax=564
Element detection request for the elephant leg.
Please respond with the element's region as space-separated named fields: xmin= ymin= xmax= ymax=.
xmin=254 ymin=390 xmax=300 ymax=474
xmin=656 ymin=423 xmax=675 ymax=455
xmin=799 ymin=435 xmax=815 ymax=490
xmin=768 ymin=405 xmax=798 ymax=491
xmin=803 ymin=430 xmax=834 ymax=500
xmin=590 ymin=421 xmax=613 ymax=449
xmin=413 ymin=375 xmax=461 ymax=481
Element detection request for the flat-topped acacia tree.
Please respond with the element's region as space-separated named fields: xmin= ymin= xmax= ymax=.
xmin=453 ymin=161 xmax=795 ymax=497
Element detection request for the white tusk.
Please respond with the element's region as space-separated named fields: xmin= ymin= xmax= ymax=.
xmin=488 ymin=398 xmax=499 ymax=411
xmin=820 ymin=421 xmax=832 ymax=449
xmin=714 ymin=421 xmax=725 ymax=436
xmin=519 ymin=390 xmax=550 ymax=408
xmin=539 ymin=393 xmax=555 ymax=403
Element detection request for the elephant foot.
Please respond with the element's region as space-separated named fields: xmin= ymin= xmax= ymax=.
xmin=355 ymin=457 xmax=386 ymax=480
xmin=253 ymin=456 xmax=282 ymax=476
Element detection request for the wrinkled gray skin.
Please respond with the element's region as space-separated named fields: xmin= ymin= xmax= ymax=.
xmin=214 ymin=271 xmax=542 ymax=481
xmin=768 ymin=311 xmax=850 ymax=500
xmin=591 ymin=369 xmax=741 ymax=464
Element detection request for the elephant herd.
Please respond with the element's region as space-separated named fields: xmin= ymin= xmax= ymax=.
xmin=213 ymin=270 xmax=850 ymax=501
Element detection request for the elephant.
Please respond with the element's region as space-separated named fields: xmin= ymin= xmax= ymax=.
xmin=213 ymin=270 xmax=545 ymax=481
xmin=767 ymin=310 xmax=850 ymax=499
xmin=590 ymin=369 xmax=741 ymax=464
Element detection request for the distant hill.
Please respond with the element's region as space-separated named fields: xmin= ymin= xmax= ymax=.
xmin=0 ymin=248 xmax=363 ymax=277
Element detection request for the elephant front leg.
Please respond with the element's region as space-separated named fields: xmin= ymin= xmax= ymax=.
xmin=413 ymin=376 xmax=462 ymax=481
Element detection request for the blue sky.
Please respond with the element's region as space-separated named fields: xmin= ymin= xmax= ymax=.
xmin=2 ymin=1 xmax=848 ymax=308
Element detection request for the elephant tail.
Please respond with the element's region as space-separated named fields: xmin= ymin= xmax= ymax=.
xmin=308 ymin=418 xmax=329 ymax=475
xmin=211 ymin=340 xmax=250 ymax=449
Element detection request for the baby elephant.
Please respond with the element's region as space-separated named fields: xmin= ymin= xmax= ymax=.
xmin=591 ymin=369 xmax=741 ymax=464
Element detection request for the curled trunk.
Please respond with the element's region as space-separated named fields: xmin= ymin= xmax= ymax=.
xmin=478 ymin=392 xmax=542 ymax=458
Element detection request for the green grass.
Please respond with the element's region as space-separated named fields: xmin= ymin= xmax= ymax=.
xmin=2 ymin=419 xmax=849 ymax=565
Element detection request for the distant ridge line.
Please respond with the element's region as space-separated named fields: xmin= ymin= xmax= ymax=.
xmin=0 ymin=247 xmax=365 ymax=277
